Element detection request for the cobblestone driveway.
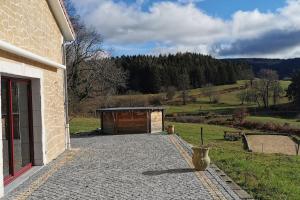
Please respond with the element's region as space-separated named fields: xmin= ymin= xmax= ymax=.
xmin=4 ymin=134 xmax=242 ymax=200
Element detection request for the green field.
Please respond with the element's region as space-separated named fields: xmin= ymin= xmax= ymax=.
xmin=170 ymin=122 xmax=300 ymax=200
xmin=166 ymin=80 xmax=291 ymax=115
xmin=70 ymin=117 xmax=100 ymax=134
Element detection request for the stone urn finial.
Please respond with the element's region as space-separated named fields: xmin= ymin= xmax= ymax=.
xmin=167 ymin=125 xmax=175 ymax=134
xmin=192 ymin=127 xmax=211 ymax=171
xmin=192 ymin=146 xmax=210 ymax=171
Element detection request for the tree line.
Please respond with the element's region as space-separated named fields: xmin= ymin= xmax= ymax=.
xmin=113 ymin=53 xmax=253 ymax=94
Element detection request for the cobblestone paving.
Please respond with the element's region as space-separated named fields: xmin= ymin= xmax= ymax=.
xmin=4 ymin=134 xmax=239 ymax=200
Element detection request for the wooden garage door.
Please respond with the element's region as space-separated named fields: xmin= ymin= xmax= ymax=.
xmin=117 ymin=111 xmax=148 ymax=134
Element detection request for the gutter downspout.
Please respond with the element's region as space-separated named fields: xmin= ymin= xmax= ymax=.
xmin=63 ymin=41 xmax=71 ymax=149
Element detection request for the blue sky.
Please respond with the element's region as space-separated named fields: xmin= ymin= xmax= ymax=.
xmin=72 ymin=0 xmax=300 ymax=58
xmin=196 ymin=0 xmax=286 ymax=19
xmin=122 ymin=0 xmax=286 ymax=19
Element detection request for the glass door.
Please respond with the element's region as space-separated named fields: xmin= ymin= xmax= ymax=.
xmin=1 ymin=78 xmax=33 ymax=185
xmin=2 ymin=79 xmax=11 ymax=178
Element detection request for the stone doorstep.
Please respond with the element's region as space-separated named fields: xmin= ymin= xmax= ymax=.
xmin=173 ymin=134 xmax=254 ymax=200
xmin=4 ymin=166 xmax=44 ymax=195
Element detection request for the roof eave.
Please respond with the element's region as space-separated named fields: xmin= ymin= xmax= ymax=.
xmin=47 ymin=0 xmax=75 ymax=41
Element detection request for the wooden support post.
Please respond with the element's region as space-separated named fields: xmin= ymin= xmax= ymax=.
xmin=162 ymin=109 xmax=165 ymax=132
xmin=101 ymin=112 xmax=103 ymax=133
xmin=116 ymin=112 xmax=119 ymax=134
xmin=149 ymin=111 xmax=152 ymax=133
xmin=147 ymin=111 xmax=150 ymax=133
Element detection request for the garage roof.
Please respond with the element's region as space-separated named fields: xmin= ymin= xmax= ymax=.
xmin=97 ymin=107 xmax=165 ymax=112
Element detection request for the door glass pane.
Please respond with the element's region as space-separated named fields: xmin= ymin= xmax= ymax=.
xmin=12 ymin=82 xmax=31 ymax=172
xmin=1 ymin=79 xmax=10 ymax=177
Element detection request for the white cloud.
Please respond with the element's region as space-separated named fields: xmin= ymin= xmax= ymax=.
xmin=71 ymin=0 xmax=300 ymax=58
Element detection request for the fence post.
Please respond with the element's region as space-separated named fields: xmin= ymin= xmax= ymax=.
xmin=201 ymin=127 xmax=204 ymax=146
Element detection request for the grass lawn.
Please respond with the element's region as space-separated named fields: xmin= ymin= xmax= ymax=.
xmin=69 ymin=117 xmax=99 ymax=134
xmin=280 ymin=80 xmax=292 ymax=89
xmin=169 ymin=122 xmax=300 ymax=200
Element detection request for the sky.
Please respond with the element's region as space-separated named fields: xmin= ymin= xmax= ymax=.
xmin=70 ymin=0 xmax=300 ymax=58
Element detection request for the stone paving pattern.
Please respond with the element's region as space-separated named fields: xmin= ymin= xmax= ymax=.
xmin=173 ymin=135 xmax=250 ymax=200
xmin=4 ymin=134 xmax=242 ymax=199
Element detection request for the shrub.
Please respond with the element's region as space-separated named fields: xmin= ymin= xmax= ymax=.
xmin=233 ymin=107 xmax=248 ymax=123
xmin=212 ymin=93 xmax=221 ymax=103
xmin=206 ymin=112 xmax=216 ymax=119
xmin=296 ymin=114 xmax=300 ymax=122
xmin=149 ymin=95 xmax=164 ymax=106
xmin=189 ymin=96 xmax=197 ymax=103
xmin=166 ymin=86 xmax=177 ymax=100
xmin=170 ymin=116 xmax=205 ymax=123
xmin=263 ymin=122 xmax=276 ymax=131
xmin=283 ymin=123 xmax=290 ymax=128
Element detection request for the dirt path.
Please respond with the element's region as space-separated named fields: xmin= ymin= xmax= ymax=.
xmin=247 ymin=135 xmax=299 ymax=155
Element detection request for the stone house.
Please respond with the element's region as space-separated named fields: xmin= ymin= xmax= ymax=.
xmin=0 ymin=0 xmax=75 ymax=196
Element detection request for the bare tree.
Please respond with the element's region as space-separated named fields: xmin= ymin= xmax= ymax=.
xmin=258 ymin=69 xmax=279 ymax=108
xmin=65 ymin=1 xmax=127 ymax=113
xmin=287 ymin=71 xmax=300 ymax=105
xmin=250 ymin=69 xmax=279 ymax=108
xmin=202 ymin=83 xmax=215 ymax=103
xmin=236 ymin=90 xmax=248 ymax=105
xmin=178 ymin=70 xmax=190 ymax=105
xmin=272 ymin=81 xmax=284 ymax=105
xmin=246 ymin=88 xmax=261 ymax=106
xmin=165 ymin=86 xmax=177 ymax=101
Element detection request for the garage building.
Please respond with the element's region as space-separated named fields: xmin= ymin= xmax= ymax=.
xmin=97 ymin=107 xmax=165 ymax=134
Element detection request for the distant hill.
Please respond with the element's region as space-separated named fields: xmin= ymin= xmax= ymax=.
xmin=225 ymin=58 xmax=300 ymax=79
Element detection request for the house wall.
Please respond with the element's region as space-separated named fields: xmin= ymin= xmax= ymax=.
xmin=0 ymin=0 xmax=67 ymax=164
xmin=43 ymin=67 xmax=66 ymax=163
xmin=0 ymin=0 xmax=63 ymax=63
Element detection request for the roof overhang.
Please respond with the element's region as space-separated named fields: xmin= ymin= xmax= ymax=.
xmin=47 ymin=0 xmax=75 ymax=41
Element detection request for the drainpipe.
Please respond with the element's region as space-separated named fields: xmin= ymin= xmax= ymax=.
xmin=62 ymin=41 xmax=71 ymax=149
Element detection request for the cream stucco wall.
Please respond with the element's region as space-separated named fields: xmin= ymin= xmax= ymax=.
xmin=0 ymin=0 xmax=67 ymax=165
xmin=0 ymin=0 xmax=63 ymax=64
xmin=43 ymin=67 xmax=66 ymax=163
